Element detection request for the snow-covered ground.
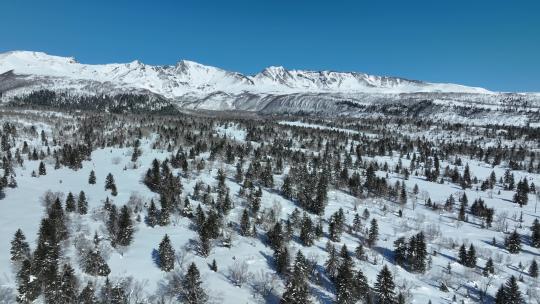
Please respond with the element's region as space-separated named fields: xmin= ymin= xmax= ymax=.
xmin=1 ymin=110 xmax=540 ymax=303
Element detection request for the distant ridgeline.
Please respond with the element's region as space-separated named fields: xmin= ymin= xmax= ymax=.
xmin=6 ymin=89 xmax=179 ymax=114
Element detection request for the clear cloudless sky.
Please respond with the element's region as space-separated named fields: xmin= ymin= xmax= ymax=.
xmin=0 ymin=0 xmax=539 ymax=91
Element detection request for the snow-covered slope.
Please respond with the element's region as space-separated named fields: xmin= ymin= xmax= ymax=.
xmin=0 ymin=50 xmax=492 ymax=99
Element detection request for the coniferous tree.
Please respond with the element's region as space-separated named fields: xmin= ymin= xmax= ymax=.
xmin=502 ymin=276 xmax=524 ymax=304
xmin=531 ymin=219 xmax=540 ymax=248
xmin=374 ymin=265 xmax=395 ymax=304
xmin=58 ymin=263 xmax=78 ymax=304
xmin=505 ymin=230 xmax=522 ymax=254
xmin=180 ymin=263 xmax=208 ymax=304
xmin=16 ymin=258 xmax=39 ymax=303
xmin=281 ymin=251 xmax=311 ymax=304
xmin=367 ymin=218 xmax=379 ymax=248
xmin=147 ymin=199 xmax=158 ymax=227
xmin=267 ymin=221 xmax=284 ymax=251
xmin=335 ymin=245 xmax=355 ymax=304
xmin=529 ymin=260 xmax=538 ymax=278
xmin=38 ymin=161 xmax=46 ymax=175
xmin=10 ymin=229 xmax=30 ymax=262
xmin=483 ymin=257 xmax=495 ymax=276
xmin=65 ymin=192 xmax=76 ymax=212
xmin=78 ymin=282 xmax=97 ymax=304
xmin=77 ymin=191 xmax=88 ymax=215
xmin=299 ymin=214 xmax=314 ymax=247
xmin=158 ymin=234 xmax=175 ymax=272
xmin=353 ymin=269 xmax=370 ymax=302
xmin=325 ymin=244 xmax=339 ymax=280
xmin=116 ymin=205 xmax=134 ymax=247
xmin=240 ymin=209 xmax=251 ymax=237
xmin=466 ymin=244 xmax=477 ymax=268
xmin=89 ymin=170 xmax=96 ymax=184
xmin=274 ymin=246 xmax=290 ymax=275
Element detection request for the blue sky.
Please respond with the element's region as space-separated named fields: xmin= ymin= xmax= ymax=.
xmin=0 ymin=0 xmax=539 ymax=91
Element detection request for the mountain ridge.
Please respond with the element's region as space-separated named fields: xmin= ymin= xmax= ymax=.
xmin=0 ymin=50 xmax=494 ymax=98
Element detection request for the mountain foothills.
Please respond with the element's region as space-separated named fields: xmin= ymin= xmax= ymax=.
xmin=0 ymin=51 xmax=539 ymax=126
xmin=0 ymin=51 xmax=540 ymax=304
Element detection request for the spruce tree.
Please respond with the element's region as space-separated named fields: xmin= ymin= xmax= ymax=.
xmin=529 ymin=260 xmax=538 ymax=278
xmin=531 ymin=218 xmax=540 ymax=248
xmin=274 ymin=246 xmax=290 ymax=275
xmin=77 ymin=191 xmax=88 ymax=215
xmin=158 ymin=234 xmax=175 ymax=272
xmin=38 ymin=161 xmax=46 ymax=175
xmin=299 ymin=214 xmax=314 ymax=246
xmin=10 ymin=229 xmax=30 ymax=262
xmin=58 ymin=263 xmax=78 ymax=304
xmin=116 ymin=205 xmax=134 ymax=247
xmin=503 ymin=276 xmax=524 ymax=304
xmin=181 ymin=263 xmax=208 ymax=304
xmin=335 ymin=245 xmax=355 ymax=304
xmin=374 ymin=265 xmax=395 ymax=304
xmin=88 ymin=170 xmax=96 ymax=184
xmin=78 ymin=282 xmax=97 ymax=304
xmin=281 ymin=251 xmax=311 ymax=304
xmin=240 ymin=209 xmax=251 ymax=236
xmin=147 ymin=199 xmax=158 ymax=227
xmin=367 ymin=218 xmax=379 ymax=248
xmin=65 ymin=192 xmax=76 ymax=212
xmin=505 ymin=230 xmax=522 ymax=254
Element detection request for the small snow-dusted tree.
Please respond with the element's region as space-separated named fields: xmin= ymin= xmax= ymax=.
xmin=180 ymin=263 xmax=208 ymax=304
xmin=158 ymin=234 xmax=175 ymax=272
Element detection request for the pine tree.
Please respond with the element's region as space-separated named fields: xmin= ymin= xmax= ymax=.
xmin=83 ymin=245 xmax=110 ymax=277
xmin=393 ymin=237 xmax=407 ymax=267
xmin=531 ymin=219 xmax=540 ymax=248
xmin=38 ymin=161 xmax=46 ymax=175
xmin=505 ymin=230 xmax=522 ymax=254
xmin=267 ymin=221 xmax=284 ymax=251
xmin=158 ymin=234 xmax=175 ymax=272
xmin=503 ymin=276 xmax=524 ymax=304
xmin=367 ymin=218 xmax=379 ymax=247
xmin=58 ymin=263 xmax=78 ymax=304
xmin=483 ymin=257 xmax=495 ymax=276
xmin=299 ymin=214 xmax=314 ymax=246
xmin=335 ymin=245 xmax=355 ymax=304
xmin=181 ymin=263 xmax=208 ymax=304
xmin=274 ymin=246 xmax=290 ymax=275
xmin=77 ymin=191 xmax=88 ymax=215
xmin=89 ymin=170 xmax=96 ymax=184
xmin=458 ymin=244 xmax=468 ymax=266
xmin=105 ymin=173 xmax=116 ymax=191
xmin=210 ymin=259 xmax=218 ymax=272
xmin=116 ymin=205 xmax=134 ymax=247
xmin=16 ymin=258 xmax=39 ymax=303
xmin=78 ymin=282 xmax=97 ymax=304
xmin=240 ymin=209 xmax=251 ymax=236
xmin=281 ymin=251 xmax=311 ymax=304
xmin=147 ymin=199 xmax=158 ymax=227
xmin=466 ymin=244 xmax=477 ymax=268
xmin=494 ymin=286 xmax=506 ymax=304
xmin=529 ymin=260 xmax=538 ymax=278
xmin=65 ymin=192 xmax=76 ymax=212
xmin=353 ymin=269 xmax=370 ymax=302
xmin=10 ymin=229 xmax=30 ymax=262
xmin=374 ymin=265 xmax=395 ymax=304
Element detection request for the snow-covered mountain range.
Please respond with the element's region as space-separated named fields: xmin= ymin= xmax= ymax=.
xmin=1 ymin=50 xmax=539 ymax=125
xmin=0 ymin=50 xmax=491 ymax=97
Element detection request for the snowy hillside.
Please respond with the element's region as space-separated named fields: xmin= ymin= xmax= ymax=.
xmin=1 ymin=108 xmax=540 ymax=303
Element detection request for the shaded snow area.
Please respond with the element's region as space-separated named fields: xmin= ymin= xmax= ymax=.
xmin=0 ymin=109 xmax=540 ymax=304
